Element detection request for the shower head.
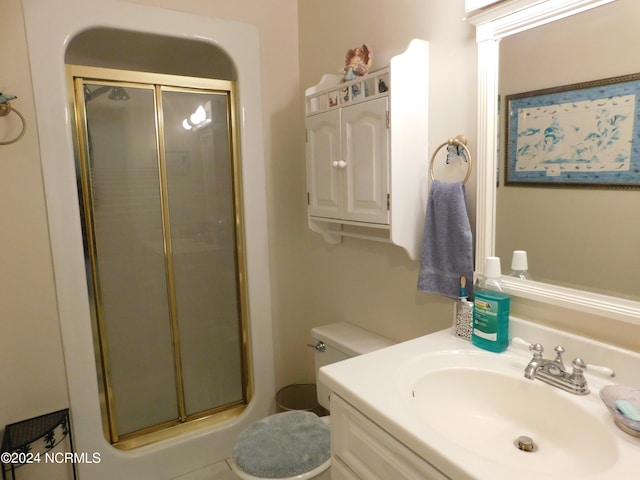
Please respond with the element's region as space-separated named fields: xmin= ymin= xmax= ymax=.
xmin=108 ymin=87 xmax=130 ymax=101
xmin=84 ymin=85 xmax=130 ymax=102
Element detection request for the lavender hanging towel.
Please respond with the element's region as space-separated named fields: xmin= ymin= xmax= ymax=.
xmin=417 ymin=179 xmax=474 ymax=299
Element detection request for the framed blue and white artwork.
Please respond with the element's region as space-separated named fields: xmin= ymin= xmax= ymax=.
xmin=506 ymin=73 xmax=640 ymax=188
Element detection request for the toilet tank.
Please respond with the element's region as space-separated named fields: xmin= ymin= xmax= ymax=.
xmin=311 ymin=322 xmax=395 ymax=410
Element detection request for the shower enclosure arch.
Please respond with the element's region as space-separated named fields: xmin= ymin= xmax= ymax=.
xmin=22 ymin=0 xmax=275 ymax=478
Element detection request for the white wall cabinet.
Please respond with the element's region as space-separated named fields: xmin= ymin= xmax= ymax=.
xmin=330 ymin=394 xmax=451 ymax=480
xmin=304 ymin=39 xmax=429 ymax=260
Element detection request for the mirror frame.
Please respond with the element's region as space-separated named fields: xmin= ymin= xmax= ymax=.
xmin=467 ymin=0 xmax=640 ymax=325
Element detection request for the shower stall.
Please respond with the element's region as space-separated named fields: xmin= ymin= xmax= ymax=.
xmin=70 ymin=66 xmax=250 ymax=448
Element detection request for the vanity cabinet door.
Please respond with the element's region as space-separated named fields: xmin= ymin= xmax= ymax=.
xmin=331 ymin=460 xmax=362 ymax=480
xmin=331 ymin=395 xmax=451 ymax=480
xmin=340 ymin=97 xmax=389 ymax=224
xmin=306 ymin=109 xmax=342 ymax=220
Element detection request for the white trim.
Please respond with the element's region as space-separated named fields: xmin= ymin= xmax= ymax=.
xmin=501 ymin=277 xmax=640 ymax=324
xmin=473 ymin=38 xmax=500 ymax=283
xmin=467 ymin=0 xmax=616 ymax=40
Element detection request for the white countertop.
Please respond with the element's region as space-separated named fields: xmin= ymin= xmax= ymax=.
xmin=319 ymin=317 xmax=640 ymax=480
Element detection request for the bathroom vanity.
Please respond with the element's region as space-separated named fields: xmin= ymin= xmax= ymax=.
xmin=320 ymin=317 xmax=640 ymax=480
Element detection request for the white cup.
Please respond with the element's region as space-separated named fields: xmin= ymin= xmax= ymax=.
xmin=511 ymin=250 xmax=528 ymax=271
xmin=484 ymin=256 xmax=502 ymax=278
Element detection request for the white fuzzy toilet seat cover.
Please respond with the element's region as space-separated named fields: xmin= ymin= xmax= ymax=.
xmin=232 ymin=411 xmax=330 ymax=478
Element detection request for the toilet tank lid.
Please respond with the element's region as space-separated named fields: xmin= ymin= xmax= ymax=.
xmin=311 ymin=322 xmax=395 ymax=357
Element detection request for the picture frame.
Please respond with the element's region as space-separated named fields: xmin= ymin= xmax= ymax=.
xmin=505 ymin=73 xmax=640 ymax=188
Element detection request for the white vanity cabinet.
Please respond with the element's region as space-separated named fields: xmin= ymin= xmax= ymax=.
xmin=330 ymin=395 xmax=450 ymax=480
xmin=304 ymin=39 xmax=429 ymax=260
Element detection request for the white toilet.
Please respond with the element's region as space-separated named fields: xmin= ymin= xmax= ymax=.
xmin=230 ymin=322 xmax=394 ymax=480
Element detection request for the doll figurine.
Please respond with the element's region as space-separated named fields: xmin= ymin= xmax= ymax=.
xmin=339 ymin=44 xmax=373 ymax=99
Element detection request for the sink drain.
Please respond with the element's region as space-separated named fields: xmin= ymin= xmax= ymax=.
xmin=515 ymin=435 xmax=537 ymax=452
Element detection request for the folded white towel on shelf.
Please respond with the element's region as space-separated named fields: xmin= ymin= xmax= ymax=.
xmin=417 ymin=179 xmax=474 ymax=299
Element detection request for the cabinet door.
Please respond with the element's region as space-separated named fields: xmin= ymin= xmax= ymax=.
xmin=306 ymin=109 xmax=341 ymax=220
xmin=331 ymin=395 xmax=451 ymax=480
xmin=341 ymin=97 xmax=389 ymax=224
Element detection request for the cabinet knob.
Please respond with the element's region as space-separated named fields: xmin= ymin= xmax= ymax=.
xmin=337 ymin=160 xmax=347 ymax=168
xmin=332 ymin=161 xmax=339 ymax=167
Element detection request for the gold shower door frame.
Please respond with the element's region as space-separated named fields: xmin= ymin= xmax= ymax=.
xmin=67 ymin=65 xmax=252 ymax=449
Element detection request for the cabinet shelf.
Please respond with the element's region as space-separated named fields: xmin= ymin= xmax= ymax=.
xmin=304 ymin=39 xmax=429 ymax=260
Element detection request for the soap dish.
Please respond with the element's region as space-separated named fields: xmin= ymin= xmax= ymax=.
xmin=599 ymin=385 xmax=640 ymax=437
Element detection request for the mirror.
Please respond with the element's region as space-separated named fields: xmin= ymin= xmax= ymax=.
xmin=496 ymin=0 xmax=640 ymax=303
xmin=468 ymin=0 xmax=640 ymax=325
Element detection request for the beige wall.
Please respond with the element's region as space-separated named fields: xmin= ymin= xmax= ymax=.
xmin=0 ymin=0 xmax=69 ymax=430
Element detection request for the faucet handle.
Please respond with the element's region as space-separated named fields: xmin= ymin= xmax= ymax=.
xmin=585 ymin=362 xmax=616 ymax=378
xmin=511 ymin=337 xmax=545 ymax=359
xmin=570 ymin=357 xmax=589 ymax=393
xmin=569 ymin=356 xmax=616 ymax=378
xmin=529 ymin=343 xmax=544 ymax=358
xmin=571 ymin=357 xmax=586 ymax=373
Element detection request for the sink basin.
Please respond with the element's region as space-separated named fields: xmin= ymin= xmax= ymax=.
xmin=410 ymin=354 xmax=618 ymax=477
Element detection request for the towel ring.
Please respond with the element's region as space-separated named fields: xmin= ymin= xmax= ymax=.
xmin=429 ymin=135 xmax=472 ymax=185
xmin=0 ymin=102 xmax=27 ymax=145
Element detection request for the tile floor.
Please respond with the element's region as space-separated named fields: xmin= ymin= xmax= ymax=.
xmin=173 ymin=460 xmax=241 ymax=480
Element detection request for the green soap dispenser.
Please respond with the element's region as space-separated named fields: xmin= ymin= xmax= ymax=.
xmin=472 ymin=256 xmax=510 ymax=352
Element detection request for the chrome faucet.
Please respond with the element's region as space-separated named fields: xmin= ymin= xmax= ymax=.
xmin=523 ymin=343 xmax=591 ymax=395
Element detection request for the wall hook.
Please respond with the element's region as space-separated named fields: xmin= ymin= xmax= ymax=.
xmin=0 ymin=93 xmax=26 ymax=145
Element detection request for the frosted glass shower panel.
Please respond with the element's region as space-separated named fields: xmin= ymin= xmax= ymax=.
xmin=84 ymin=84 xmax=179 ymax=435
xmin=161 ymin=90 xmax=244 ymax=415
xmin=75 ymin=69 xmax=248 ymax=445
